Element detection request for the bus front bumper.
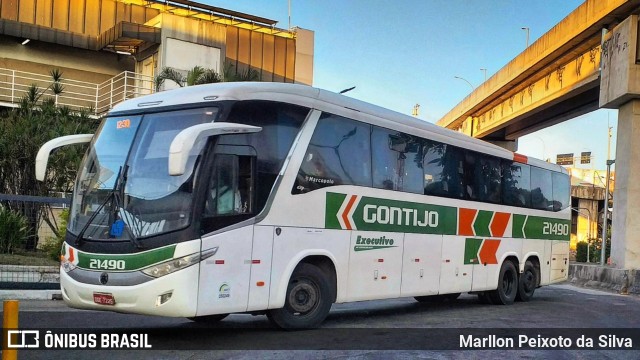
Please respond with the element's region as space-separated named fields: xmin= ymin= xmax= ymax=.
xmin=60 ymin=264 xmax=199 ymax=317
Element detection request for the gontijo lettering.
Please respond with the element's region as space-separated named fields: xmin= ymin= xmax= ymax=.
xmin=363 ymin=204 xmax=438 ymax=227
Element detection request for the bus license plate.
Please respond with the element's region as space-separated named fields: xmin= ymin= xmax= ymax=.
xmin=93 ymin=293 xmax=115 ymax=305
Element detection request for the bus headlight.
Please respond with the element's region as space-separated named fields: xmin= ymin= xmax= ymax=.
xmin=141 ymin=247 xmax=218 ymax=278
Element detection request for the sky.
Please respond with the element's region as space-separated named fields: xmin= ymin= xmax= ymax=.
xmin=202 ymin=0 xmax=617 ymax=170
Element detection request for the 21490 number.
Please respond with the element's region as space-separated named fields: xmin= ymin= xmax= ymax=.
xmin=542 ymin=222 xmax=569 ymax=236
xmin=89 ymin=259 xmax=125 ymax=270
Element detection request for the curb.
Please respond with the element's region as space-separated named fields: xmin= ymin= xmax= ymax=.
xmin=569 ymin=263 xmax=639 ymax=295
xmin=0 ymin=290 xmax=62 ymax=301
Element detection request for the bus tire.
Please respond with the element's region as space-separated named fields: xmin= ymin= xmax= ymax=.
xmin=187 ymin=314 xmax=228 ymax=323
xmin=267 ymin=263 xmax=332 ymax=330
xmin=516 ymin=260 xmax=537 ymax=302
xmin=488 ymin=260 xmax=518 ymax=305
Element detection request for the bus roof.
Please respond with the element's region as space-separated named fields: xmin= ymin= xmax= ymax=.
xmin=110 ymin=82 xmax=566 ymax=173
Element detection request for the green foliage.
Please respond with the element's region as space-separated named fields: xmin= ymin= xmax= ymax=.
xmin=0 ymin=205 xmax=29 ymax=254
xmin=155 ymin=67 xmax=186 ymax=90
xmin=195 ymin=68 xmax=223 ymax=85
xmin=0 ymin=69 xmax=99 ymax=249
xmin=155 ymin=60 xmax=260 ymax=91
xmin=41 ymin=209 xmax=69 ymax=261
xmin=576 ymin=238 xmax=610 ymax=263
xmin=0 ymin=95 xmax=99 ymax=196
xmin=576 ymin=241 xmax=589 ymax=262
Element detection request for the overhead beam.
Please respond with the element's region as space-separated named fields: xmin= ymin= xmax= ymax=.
xmin=437 ymin=0 xmax=640 ymax=141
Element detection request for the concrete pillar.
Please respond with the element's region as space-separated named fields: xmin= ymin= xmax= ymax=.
xmin=610 ymin=99 xmax=640 ymax=269
xmin=485 ymin=139 xmax=518 ymax=152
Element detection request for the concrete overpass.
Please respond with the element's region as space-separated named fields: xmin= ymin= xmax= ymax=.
xmin=437 ymin=0 xmax=640 ymax=269
xmin=437 ymin=0 xmax=639 ymax=146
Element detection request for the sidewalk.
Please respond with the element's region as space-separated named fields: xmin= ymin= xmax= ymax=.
xmin=1 ymin=265 xmax=61 ymax=300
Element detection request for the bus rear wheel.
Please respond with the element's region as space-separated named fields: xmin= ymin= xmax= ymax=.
xmin=267 ymin=263 xmax=332 ymax=330
xmin=516 ymin=260 xmax=538 ymax=302
xmin=488 ymin=260 xmax=518 ymax=305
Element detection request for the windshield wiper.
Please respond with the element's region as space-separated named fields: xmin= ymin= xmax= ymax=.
xmin=75 ymin=166 xmax=144 ymax=249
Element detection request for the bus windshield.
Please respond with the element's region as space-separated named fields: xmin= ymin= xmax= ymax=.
xmin=68 ymin=107 xmax=220 ymax=241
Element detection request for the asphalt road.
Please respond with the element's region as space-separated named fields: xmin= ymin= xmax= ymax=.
xmin=2 ymin=283 xmax=640 ymax=359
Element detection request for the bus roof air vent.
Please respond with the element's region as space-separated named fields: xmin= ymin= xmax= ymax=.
xmin=138 ymin=101 xmax=163 ymax=107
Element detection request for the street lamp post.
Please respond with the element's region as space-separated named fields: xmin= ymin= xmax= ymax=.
xmin=454 ymin=76 xmax=474 ymax=90
xmin=571 ymin=207 xmax=593 ymax=263
xmin=522 ymin=27 xmax=530 ymax=48
xmin=480 ymin=68 xmax=487 ymax=82
xmin=600 ymin=159 xmax=615 ymax=265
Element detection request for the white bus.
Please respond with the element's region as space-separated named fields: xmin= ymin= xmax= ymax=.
xmin=36 ymin=82 xmax=570 ymax=329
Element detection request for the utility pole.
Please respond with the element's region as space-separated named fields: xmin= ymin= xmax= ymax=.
xmin=601 ymin=159 xmax=614 ymax=265
xmin=412 ymin=104 xmax=420 ymax=117
xmin=522 ymin=27 xmax=530 ymax=48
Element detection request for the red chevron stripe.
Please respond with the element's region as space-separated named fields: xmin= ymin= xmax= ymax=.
xmin=490 ymin=212 xmax=511 ymax=237
xmin=478 ymin=239 xmax=500 ymax=265
xmin=342 ymin=195 xmax=357 ymax=230
xmin=458 ymin=208 xmax=477 ymax=236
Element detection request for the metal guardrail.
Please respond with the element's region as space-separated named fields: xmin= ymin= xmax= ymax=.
xmin=0 ymin=194 xmax=67 ymax=289
xmin=0 ymin=68 xmax=155 ymax=116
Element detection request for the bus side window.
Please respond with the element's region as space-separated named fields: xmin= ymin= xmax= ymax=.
xmin=293 ymin=114 xmax=372 ymax=194
xmin=531 ymin=166 xmax=553 ymax=210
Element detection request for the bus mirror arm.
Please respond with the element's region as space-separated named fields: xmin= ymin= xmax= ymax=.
xmin=168 ymin=122 xmax=262 ymax=176
xmin=35 ymin=134 xmax=94 ymax=182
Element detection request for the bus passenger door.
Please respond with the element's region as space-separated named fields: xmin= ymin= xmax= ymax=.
xmin=197 ymin=149 xmax=257 ymax=316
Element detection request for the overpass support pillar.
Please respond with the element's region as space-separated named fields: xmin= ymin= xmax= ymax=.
xmin=599 ymin=14 xmax=640 ymax=269
xmin=485 ymin=139 xmax=518 ymax=152
xmin=610 ymin=100 xmax=640 ymax=269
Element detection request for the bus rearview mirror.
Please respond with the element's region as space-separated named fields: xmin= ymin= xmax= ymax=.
xmin=35 ymin=134 xmax=94 ymax=181
xmin=168 ymin=122 xmax=262 ymax=176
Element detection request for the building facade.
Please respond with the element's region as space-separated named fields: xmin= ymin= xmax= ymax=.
xmin=0 ymin=0 xmax=314 ymax=114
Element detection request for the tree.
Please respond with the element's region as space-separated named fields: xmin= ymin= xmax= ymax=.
xmin=154 ymin=61 xmax=261 ymax=91
xmin=0 ymin=70 xmax=100 ymax=249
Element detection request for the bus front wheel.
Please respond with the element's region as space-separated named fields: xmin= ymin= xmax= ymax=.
xmin=488 ymin=260 xmax=518 ymax=305
xmin=267 ymin=263 xmax=332 ymax=330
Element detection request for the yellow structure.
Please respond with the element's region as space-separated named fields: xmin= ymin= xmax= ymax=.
xmin=568 ymin=168 xmax=607 ymax=251
xmin=436 ymin=0 xmax=639 ymax=148
xmin=0 ymin=0 xmax=314 ymax=114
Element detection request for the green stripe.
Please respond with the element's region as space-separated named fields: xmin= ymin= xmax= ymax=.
xmin=325 ymin=193 xmax=569 ymax=241
xmin=523 ymin=216 xmax=571 ymax=240
xmin=325 ymin=193 xmax=346 ymax=230
xmin=76 ymin=244 xmax=177 ymax=271
xmin=473 ymin=211 xmax=493 ymax=237
xmin=513 ymin=215 xmax=526 ymax=238
xmin=464 ymin=238 xmax=483 ymax=264
xmin=325 ymin=193 xmax=457 ymax=234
